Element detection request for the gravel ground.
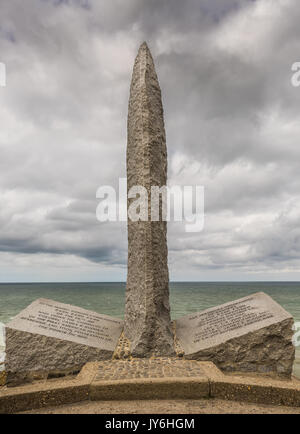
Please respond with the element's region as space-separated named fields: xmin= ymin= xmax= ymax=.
xmin=21 ymin=398 xmax=300 ymax=414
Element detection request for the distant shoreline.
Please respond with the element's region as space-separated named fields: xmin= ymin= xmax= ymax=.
xmin=1 ymin=281 xmax=300 ymax=284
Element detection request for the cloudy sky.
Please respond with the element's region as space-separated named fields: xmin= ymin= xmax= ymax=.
xmin=0 ymin=0 xmax=300 ymax=282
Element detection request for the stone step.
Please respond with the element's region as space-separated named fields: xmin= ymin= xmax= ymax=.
xmin=1 ymin=360 xmax=300 ymax=413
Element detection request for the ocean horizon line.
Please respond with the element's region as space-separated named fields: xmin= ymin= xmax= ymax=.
xmin=0 ymin=281 xmax=300 ymax=285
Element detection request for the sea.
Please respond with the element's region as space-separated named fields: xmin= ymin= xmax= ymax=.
xmin=0 ymin=282 xmax=299 ymax=377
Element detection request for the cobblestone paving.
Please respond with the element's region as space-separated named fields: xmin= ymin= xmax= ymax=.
xmin=95 ymin=358 xmax=205 ymax=381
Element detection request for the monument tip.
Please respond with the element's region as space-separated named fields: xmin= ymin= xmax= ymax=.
xmin=139 ymin=41 xmax=150 ymax=52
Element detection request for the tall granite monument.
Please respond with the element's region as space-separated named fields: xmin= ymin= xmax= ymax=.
xmin=124 ymin=42 xmax=175 ymax=357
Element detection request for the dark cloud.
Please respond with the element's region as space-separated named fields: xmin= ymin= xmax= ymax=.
xmin=0 ymin=0 xmax=300 ymax=281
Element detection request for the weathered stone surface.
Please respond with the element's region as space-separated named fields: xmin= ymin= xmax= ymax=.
xmin=124 ymin=42 xmax=174 ymax=357
xmin=175 ymin=292 xmax=295 ymax=377
xmin=95 ymin=358 xmax=207 ymax=381
xmin=5 ymin=298 xmax=123 ymax=384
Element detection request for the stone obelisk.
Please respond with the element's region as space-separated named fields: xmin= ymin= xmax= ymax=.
xmin=124 ymin=42 xmax=175 ymax=357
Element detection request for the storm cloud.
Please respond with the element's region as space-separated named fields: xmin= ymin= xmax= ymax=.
xmin=0 ymin=0 xmax=300 ymax=281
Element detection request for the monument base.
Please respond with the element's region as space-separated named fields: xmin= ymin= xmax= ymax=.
xmin=1 ymin=359 xmax=300 ymax=414
xmin=175 ymin=292 xmax=295 ymax=378
xmin=5 ymin=328 xmax=113 ymax=386
xmin=3 ymin=292 xmax=296 ymax=386
xmin=4 ymin=298 xmax=123 ymax=386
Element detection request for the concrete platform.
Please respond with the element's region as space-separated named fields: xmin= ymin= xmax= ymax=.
xmin=1 ymin=358 xmax=300 ymax=413
xmin=90 ymin=358 xmax=214 ymax=401
xmin=20 ymin=398 xmax=300 ymax=414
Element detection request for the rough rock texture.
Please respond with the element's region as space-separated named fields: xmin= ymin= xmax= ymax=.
xmin=113 ymin=331 xmax=131 ymax=360
xmin=4 ymin=298 xmax=123 ymax=385
xmin=184 ymin=318 xmax=295 ymax=377
xmin=176 ymin=292 xmax=295 ymax=377
xmin=5 ymin=328 xmax=114 ymax=386
xmin=124 ymin=42 xmax=174 ymax=357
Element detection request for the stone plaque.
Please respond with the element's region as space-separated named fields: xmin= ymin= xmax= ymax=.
xmin=5 ymin=298 xmax=123 ymax=384
xmin=175 ymin=292 xmax=295 ymax=377
xmin=6 ymin=298 xmax=123 ymax=351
